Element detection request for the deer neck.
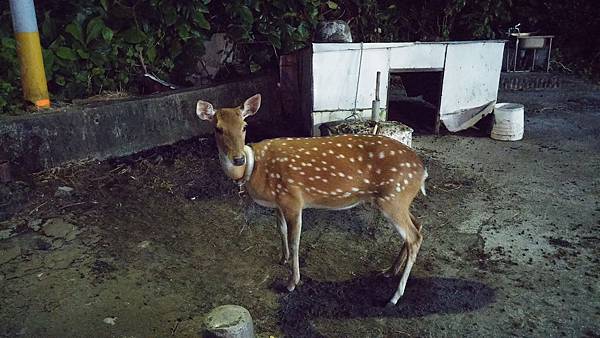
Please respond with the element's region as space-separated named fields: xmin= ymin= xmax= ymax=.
xmin=218 ymin=145 xmax=255 ymax=184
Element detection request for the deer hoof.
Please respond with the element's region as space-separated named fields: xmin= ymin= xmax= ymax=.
xmin=286 ymin=282 xmax=296 ymax=292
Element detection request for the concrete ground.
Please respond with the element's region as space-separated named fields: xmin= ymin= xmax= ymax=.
xmin=0 ymin=75 xmax=599 ymax=337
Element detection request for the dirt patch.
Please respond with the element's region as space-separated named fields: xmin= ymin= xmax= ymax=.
xmin=1 ymin=74 xmax=599 ymax=337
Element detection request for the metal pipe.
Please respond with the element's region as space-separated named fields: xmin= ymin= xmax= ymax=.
xmin=9 ymin=0 xmax=50 ymax=108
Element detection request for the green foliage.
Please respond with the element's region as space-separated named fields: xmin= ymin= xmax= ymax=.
xmin=1 ymin=0 xmax=599 ymax=115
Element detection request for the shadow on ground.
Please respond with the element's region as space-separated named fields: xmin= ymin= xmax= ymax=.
xmin=279 ymin=275 xmax=495 ymax=337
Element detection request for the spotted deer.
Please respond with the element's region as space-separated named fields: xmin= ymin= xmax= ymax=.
xmin=196 ymin=94 xmax=428 ymax=305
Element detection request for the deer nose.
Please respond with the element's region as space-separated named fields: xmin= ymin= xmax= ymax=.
xmin=232 ymin=155 xmax=245 ymax=166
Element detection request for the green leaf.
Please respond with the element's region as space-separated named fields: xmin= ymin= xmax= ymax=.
xmin=326 ymin=1 xmax=338 ymax=9
xmin=77 ymin=49 xmax=90 ymax=59
xmin=146 ymin=45 xmax=157 ymax=63
xmin=121 ymin=28 xmax=147 ymax=44
xmin=164 ymin=7 xmax=177 ymax=26
xmin=101 ymin=27 xmax=114 ymax=41
xmin=177 ymin=24 xmax=192 ymax=40
xmin=1 ymin=37 xmax=16 ymax=50
xmin=100 ymin=0 xmax=108 ymax=11
xmin=194 ymin=11 xmax=211 ymax=30
xmin=91 ymin=67 xmax=104 ymax=76
xmin=238 ymin=5 xmax=254 ymax=26
xmin=86 ymin=17 xmax=105 ymax=44
xmin=41 ymin=12 xmax=56 ymax=40
xmin=56 ymin=47 xmax=78 ymax=61
xmin=56 ymin=75 xmax=66 ymax=86
xmin=65 ymin=23 xmax=84 ymax=44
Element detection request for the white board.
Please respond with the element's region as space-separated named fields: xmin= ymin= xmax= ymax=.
xmin=439 ymin=42 xmax=505 ymax=131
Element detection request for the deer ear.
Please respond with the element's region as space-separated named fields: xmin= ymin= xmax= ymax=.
xmin=196 ymin=100 xmax=215 ymax=120
xmin=242 ymin=94 xmax=261 ymax=119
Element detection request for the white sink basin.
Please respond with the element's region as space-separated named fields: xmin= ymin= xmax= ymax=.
xmin=510 ymin=33 xmax=553 ymax=49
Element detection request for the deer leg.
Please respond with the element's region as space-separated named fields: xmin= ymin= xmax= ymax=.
xmin=384 ymin=213 xmax=422 ymax=277
xmin=378 ymin=200 xmax=423 ymax=305
xmin=276 ymin=208 xmax=290 ymax=265
xmin=281 ymin=206 xmax=302 ymax=292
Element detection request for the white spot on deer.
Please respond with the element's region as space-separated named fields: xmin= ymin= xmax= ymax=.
xmin=311 ymin=159 xmax=316 ymax=163
xmin=315 ymin=167 xmax=321 ymax=171
xmin=271 ymin=191 xmax=276 ymax=196
xmin=390 ymin=167 xmax=398 ymax=172
xmin=282 ymin=142 xmax=287 ymax=145
xmin=305 ymin=151 xmax=311 ymax=155
xmin=357 ymin=169 xmax=363 ymax=174
xmin=299 ymin=171 xmax=305 ymax=175
xmin=337 ymin=154 xmax=346 ymax=159
xmin=277 ymin=184 xmax=282 ymax=189
xmin=367 ymin=164 xmax=373 ymax=170
xmin=405 ymin=162 xmax=412 ymax=168
xmin=330 ymin=191 xmax=338 ymax=195
xmin=368 ymin=152 xmax=374 ymax=158
xmin=271 ymin=159 xmax=277 ymax=163
xmin=357 ymin=156 xmax=363 ymax=162
xmin=291 ymin=159 xmax=296 ymax=163
xmin=377 ymin=140 xmax=382 ymax=144
xmin=390 ymin=150 xmax=395 ymax=155
xmin=384 ymin=196 xmax=391 ymax=201
xmin=347 ymin=175 xmax=353 ymax=180
xmin=336 ymin=188 xmax=343 ymax=193
xmin=376 ymin=169 xmax=381 ymax=174
xmin=270 ymin=173 xmax=275 ymax=178
xmin=363 ymin=178 xmax=370 ymax=184
xmin=408 ymin=173 xmax=413 ymax=178
xmin=358 ymin=144 xmax=364 ymax=149
xmin=322 ymin=152 xmax=327 ymax=156
xmin=321 ymin=160 xmax=327 ymax=164
xmin=347 ymin=144 xmax=353 ymax=148
xmin=330 ymin=172 xmax=337 ymax=177
xmin=328 ymin=149 xmax=335 ymax=154
xmin=287 ymin=178 xmax=294 ymax=183
xmin=351 ymin=187 xmax=359 ymax=192
xmin=338 ymin=172 xmax=345 ymax=177
xmin=309 ymin=177 xmax=315 ymax=181
xmin=275 ymin=174 xmax=281 ymax=178
xmin=312 ymin=147 xmax=318 ymax=151
xmin=330 ymin=165 xmax=336 ymax=170
xmin=322 ymin=178 xmax=328 ymax=183
xmin=403 ymin=179 xmax=409 ymax=185
xmin=395 ymin=186 xmax=402 ymax=192
xmin=315 ymin=175 xmax=321 ymax=179
xmin=349 ymin=158 xmax=355 ymax=163
xmin=336 ymin=143 xmax=342 ymax=147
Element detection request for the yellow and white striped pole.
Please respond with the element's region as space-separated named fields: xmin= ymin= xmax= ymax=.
xmin=9 ymin=0 xmax=50 ymax=108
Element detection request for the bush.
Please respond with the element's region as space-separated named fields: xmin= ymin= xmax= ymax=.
xmin=0 ymin=0 xmax=599 ymax=115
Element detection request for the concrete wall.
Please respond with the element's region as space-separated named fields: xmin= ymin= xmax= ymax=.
xmin=0 ymin=74 xmax=279 ymax=174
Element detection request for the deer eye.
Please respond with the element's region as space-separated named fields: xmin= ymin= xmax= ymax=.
xmin=215 ymin=127 xmax=223 ymax=134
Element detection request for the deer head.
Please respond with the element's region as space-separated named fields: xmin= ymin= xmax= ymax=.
xmin=196 ymin=94 xmax=261 ymax=180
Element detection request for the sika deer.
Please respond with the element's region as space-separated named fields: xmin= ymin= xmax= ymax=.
xmin=196 ymin=94 xmax=428 ymax=305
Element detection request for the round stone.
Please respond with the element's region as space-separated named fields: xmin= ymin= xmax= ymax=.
xmin=203 ymin=305 xmax=254 ymax=338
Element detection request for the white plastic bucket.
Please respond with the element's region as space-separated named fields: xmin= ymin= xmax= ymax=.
xmin=491 ymin=103 xmax=524 ymax=141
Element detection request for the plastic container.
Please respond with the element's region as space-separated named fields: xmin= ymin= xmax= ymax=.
xmin=491 ymin=103 xmax=524 ymax=141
